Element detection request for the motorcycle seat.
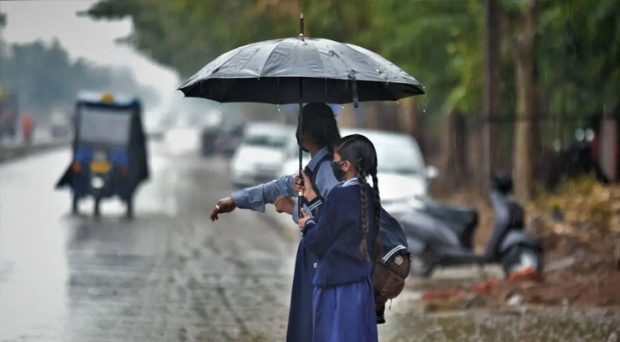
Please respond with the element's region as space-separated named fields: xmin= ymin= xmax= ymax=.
xmin=424 ymin=200 xmax=478 ymax=249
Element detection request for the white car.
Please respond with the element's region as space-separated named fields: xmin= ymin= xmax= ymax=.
xmin=279 ymin=134 xmax=311 ymax=178
xmin=279 ymin=128 xmax=437 ymax=218
xmin=230 ymin=122 xmax=293 ymax=187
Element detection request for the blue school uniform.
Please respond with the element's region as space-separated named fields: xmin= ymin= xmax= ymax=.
xmin=302 ymin=178 xmax=379 ymax=342
xmin=231 ymin=147 xmax=408 ymax=340
xmin=231 ymin=147 xmax=338 ymax=342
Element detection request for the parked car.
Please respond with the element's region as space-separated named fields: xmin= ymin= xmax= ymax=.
xmin=342 ymin=129 xmax=436 ymax=218
xmin=278 ymin=128 xmax=437 ymax=218
xmin=230 ymin=122 xmax=293 ymax=187
xmin=278 ymin=135 xmax=311 ymax=178
xmin=201 ymin=122 xmax=244 ymax=157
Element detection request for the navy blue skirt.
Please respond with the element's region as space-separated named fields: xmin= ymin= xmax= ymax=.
xmin=286 ymin=241 xmax=316 ymax=342
xmin=312 ymin=277 xmax=378 ymax=342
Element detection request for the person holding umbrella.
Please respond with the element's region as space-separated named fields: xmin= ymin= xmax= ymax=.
xmin=210 ymin=102 xmax=341 ymax=342
xmin=211 ymin=103 xmax=411 ymax=341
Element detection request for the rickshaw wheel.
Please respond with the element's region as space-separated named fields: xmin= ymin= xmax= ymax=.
xmin=94 ymin=197 xmax=101 ymax=217
xmin=71 ymin=194 xmax=79 ymax=214
xmin=125 ymin=197 xmax=134 ymax=219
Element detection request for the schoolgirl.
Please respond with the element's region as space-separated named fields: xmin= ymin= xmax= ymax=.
xmin=298 ymin=134 xmax=381 ymax=342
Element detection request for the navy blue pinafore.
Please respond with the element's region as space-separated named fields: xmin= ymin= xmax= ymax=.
xmin=286 ymin=154 xmax=332 ymax=342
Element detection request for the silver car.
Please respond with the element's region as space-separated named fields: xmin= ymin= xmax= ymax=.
xmin=230 ymin=122 xmax=293 ymax=187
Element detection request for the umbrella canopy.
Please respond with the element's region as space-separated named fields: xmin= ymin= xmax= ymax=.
xmin=178 ymin=37 xmax=424 ymax=104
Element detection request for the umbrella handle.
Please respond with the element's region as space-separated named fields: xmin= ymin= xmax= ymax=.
xmin=297 ymin=99 xmax=304 ymax=218
xmin=349 ymin=70 xmax=359 ymax=108
xmin=297 ymin=193 xmax=304 ymax=218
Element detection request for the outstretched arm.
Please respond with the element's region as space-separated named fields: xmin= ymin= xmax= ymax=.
xmin=210 ymin=174 xmax=296 ymax=221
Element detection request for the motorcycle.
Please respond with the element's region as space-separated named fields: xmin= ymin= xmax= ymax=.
xmin=399 ymin=176 xmax=543 ymax=278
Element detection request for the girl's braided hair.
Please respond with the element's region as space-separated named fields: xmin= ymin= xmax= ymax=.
xmin=336 ymin=134 xmax=382 ymax=261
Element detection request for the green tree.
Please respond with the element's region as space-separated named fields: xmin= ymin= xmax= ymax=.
xmin=537 ymin=0 xmax=620 ymax=119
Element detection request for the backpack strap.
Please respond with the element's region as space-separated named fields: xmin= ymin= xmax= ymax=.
xmin=303 ymin=153 xmax=332 ymax=206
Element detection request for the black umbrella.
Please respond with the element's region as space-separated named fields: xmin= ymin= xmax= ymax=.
xmin=179 ymin=15 xmax=424 ymax=212
xmin=178 ymin=39 xmax=424 ymax=103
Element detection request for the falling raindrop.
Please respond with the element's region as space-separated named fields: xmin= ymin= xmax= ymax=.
xmin=277 ymin=104 xmax=281 ymax=112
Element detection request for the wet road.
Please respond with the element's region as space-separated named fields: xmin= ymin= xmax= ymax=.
xmin=0 ymin=141 xmax=298 ymax=341
xmin=1 ymin=140 xmax=619 ymax=342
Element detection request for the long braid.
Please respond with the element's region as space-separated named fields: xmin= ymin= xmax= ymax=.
xmin=357 ymin=158 xmax=370 ymax=261
xmin=371 ymin=172 xmax=383 ymax=261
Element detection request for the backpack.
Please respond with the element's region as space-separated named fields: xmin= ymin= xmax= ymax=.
xmin=372 ymin=250 xmax=410 ymax=324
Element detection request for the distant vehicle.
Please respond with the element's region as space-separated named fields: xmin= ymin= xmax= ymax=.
xmin=49 ymin=111 xmax=71 ymax=138
xmin=545 ymin=131 xmax=610 ymax=189
xmin=212 ymin=123 xmax=245 ymax=156
xmin=0 ymin=87 xmax=18 ymax=140
xmin=278 ymin=128 xmax=437 ymax=217
xmin=399 ymin=175 xmax=543 ymax=278
xmin=200 ymin=125 xmax=219 ymax=156
xmin=230 ymin=122 xmax=292 ymax=187
xmin=55 ymin=93 xmax=149 ymax=218
xmin=164 ymin=126 xmax=202 ymax=154
xmin=278 ymin=135 xmax=311 ymax=177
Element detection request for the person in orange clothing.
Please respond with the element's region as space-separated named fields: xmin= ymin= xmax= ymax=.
xmin=22 ymin=114 xmax=34 ymax=144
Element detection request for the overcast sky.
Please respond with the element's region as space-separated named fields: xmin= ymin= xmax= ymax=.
xmin=0 ymin=0 xmax=180 ymax=109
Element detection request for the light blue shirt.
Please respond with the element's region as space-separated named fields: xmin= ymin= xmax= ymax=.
xmin=231 ymin=147 xmax=339 ymax=222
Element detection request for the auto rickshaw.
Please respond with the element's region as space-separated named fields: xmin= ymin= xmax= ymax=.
xmin=56 ymin=93 xmax=149 ymax=218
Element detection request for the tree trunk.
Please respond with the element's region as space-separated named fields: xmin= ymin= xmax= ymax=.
xmin=339 ymin=104 xmax=356 ymax=128
xmin=483 ymin=0 xmax=501 ymax=192
xmin=438 ymin=108 xmax=467 ymax=193
xmin=365 ymin=102 xmax=381 ymax=130
xmin=513 ymin=1 xmax=539 ymax=201
xmin=399 ymin=99 xmax=421 ymax=138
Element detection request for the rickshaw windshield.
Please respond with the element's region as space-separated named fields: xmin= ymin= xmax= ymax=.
xmin=78 ymin=106 xmax=132 ymax=146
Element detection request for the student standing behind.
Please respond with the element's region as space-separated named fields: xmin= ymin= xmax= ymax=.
xmin=298 ymin=134 xmax=381 ymax=342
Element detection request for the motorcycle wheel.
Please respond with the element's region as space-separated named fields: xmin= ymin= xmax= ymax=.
xmin=410 ymin=256 xmax=435 ymax=278
xmin=501 ymin=245 xmax=543 ymax=278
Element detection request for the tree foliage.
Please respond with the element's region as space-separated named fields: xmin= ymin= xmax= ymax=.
xmin=536 ymin=0 xmax=620 ymax=117
xmin=87 ymin=0 xmax=619 ymax=120
xmin=87 ymin=0 xmax=487 ymax=117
